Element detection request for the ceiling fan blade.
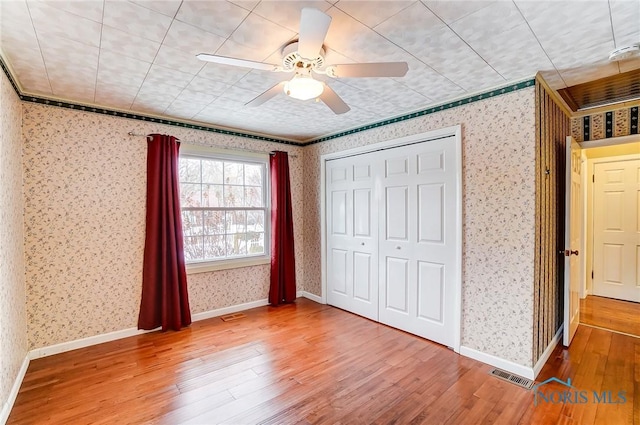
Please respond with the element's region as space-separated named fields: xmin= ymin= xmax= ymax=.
xmin=328 ymin=62 xmax=409 ymax=78
xmin=298 ymin=8 xmax=332 ymax=60
xmin=319 ymin=85 xmax=350 ymax=115
xmin=196 ymin=53 xmax=279 ymax=71
xmin=245 ymin=82 xmax=286 ymax=107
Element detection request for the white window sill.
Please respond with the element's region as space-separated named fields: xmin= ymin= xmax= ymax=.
xmin=186 ymin=256 xmax=271 ymax=274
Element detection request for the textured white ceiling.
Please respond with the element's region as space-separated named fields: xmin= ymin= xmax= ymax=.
xmin=1 ymin=0 xmax=638 ymax=141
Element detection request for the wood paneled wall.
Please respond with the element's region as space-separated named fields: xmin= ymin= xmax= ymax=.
xmin=534 ymin=77 xmax=571 ymax=364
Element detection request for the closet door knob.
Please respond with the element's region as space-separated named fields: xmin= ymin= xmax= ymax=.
xmin=396 ymin=246 xmax=401 ymax=250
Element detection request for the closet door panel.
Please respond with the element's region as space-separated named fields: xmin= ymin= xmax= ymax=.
xmin=326 ymin=133 xmax=460 ymax=349
xmin=379 ymin=137 xmax=458 ymax=348
xmin=326 ymin=154 xmax=379 ymax=321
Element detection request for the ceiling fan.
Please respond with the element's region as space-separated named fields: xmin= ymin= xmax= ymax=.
xmin=196 ymin=8 xmax=409 ymax=115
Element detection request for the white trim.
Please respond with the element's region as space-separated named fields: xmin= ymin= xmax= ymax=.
xmin=0 ymin=354 xmax=30 ymax=425
xmin=319 ymin=125 xmax=463 ymax=352
xmin=191 ymin=298 xmax=269 ymax=322
xmin=321 ymin=125 xmax=461 ymax=162
xmin=26 ymin=293 xmax=326 ymax=362
xmin=460 ymin=346 xmax=535 ymax=380
xmin=319 ymin=154 xmax=328 ymax=305
xmin=589 ymin=153 xmax=640 ymax=165
xmin=299 ymin=291 xmax=323 ymax=304
xmin=2 ymin=293 xmax=316 ymax=423
xmin=583 ymin=152 xmax=640 ymax=297
xmin=534 ymin=327 xmax=563 ymax=378
xmin=580 ymin=154 xmax=588 ymax=299
xmin=180 ymin=143 xmax=269 ymax=161
xmin=579 ymin=134 xmax=640 ymax=149
xmin=186 ymin=256 xmax=270 ymax=274
xmin=29 ymin=327 xmax=156 ymax=360
xmin=178 ymin=149 xmax=271 ymax=269
xmin=452 ymin=125 xmax=463 ymax=353
xmin=589 ymin=154 xmax=640 ymax=301
xmin=29 ymin=298 xmax=273 ymax=360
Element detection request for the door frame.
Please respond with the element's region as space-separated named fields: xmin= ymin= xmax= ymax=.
xmin=562 ymin=133 xmax=640 ymax=346
xmin=587 ymin=153 xmax=640 ymax=299
xmin=579 ymin=134 xmax=640 ymax=297
xmin=319 ymin=125 xmax=463 ymax=352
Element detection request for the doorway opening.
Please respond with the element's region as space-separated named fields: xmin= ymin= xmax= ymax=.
xmin=578 ymin=136 xmax=640 ymax=338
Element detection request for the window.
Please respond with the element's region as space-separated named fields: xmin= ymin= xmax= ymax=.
xmin=179 ymin=148 xmax=269 ymax=272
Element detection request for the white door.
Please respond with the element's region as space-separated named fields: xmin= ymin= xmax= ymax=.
xmin=378 ymin=137 xmax=458 ymax=348
xmin=563 ymin=136 xmax=583 ymax=347
xmin=326 ymin=154 xmax=379 ymax=321
xmin=592 ymin=158 xmax=640 ymax=302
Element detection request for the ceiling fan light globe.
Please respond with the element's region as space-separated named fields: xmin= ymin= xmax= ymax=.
xmin=284 ymin=76 xmax=324 ymax=100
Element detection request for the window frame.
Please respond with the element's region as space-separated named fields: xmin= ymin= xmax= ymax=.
xmin=178 ymin=144 xmax=271 ymax=274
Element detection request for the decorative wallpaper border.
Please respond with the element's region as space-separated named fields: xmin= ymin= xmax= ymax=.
xmin=0 ymin=56 xmax=295 ymax=145
xmin=303 ymin=79 xmax=536 ymax=145
xmin=22 ymin=95 xmax=301 ymax=145
xmin=0 ymin=54 xmax=21 ymax=98
xmin=573 ymin=106 xmax=639 ymax=142
xmin=0 ymin=54 xmax=534 ymax=146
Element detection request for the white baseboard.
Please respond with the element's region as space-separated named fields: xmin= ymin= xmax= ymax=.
xmin=5 ymin=292 xmax=324 ymax=423
xmin=191 ymin=298 xmax=269 ymax=321
xmin=31 ymin=299 xmax=274 ymax=360
xmin=460 ymin=346 xmax=535 ymax=380
xmin=298 ymin=291 xmax=323 ymax=304
xmin=0 ymin=354 xmax=29 ymax=425
xmin=29 ymin=327 xmax=156 ymax=360
xmin=533 ymin=327 xmax=563 ymax=378
xmin=28 ymin=294 xmax=326 ymax=360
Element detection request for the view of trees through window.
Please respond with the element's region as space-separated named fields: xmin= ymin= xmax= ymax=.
xmin=179 ymin=155 xmax=267 ymax=262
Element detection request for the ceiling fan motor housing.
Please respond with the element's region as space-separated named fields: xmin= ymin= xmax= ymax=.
xmin=281 ymin=41 xmax=325 ymax=71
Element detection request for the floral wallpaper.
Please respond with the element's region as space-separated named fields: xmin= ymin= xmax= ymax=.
xmin=22 ymin=103 xmax=303 ymax=350
xmin=20 ymin=86 xmax=535 ymax=369
xmin=0 ymin=70 xmax=27 ymax=413
xmin=303 ymin=89 xmax=537 ymax=367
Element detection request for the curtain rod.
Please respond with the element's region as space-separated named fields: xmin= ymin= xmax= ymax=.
xmin=127 ymin=132 xmax=298 ymax=158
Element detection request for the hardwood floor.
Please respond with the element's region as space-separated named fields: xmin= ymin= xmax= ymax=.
xmin=581 ymin=295 xmax=640 ymax=336
xmin=8 ymin=299 xmax=640 ymax=424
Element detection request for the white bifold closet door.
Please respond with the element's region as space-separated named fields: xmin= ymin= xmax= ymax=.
xmin=326 ymin=136 xmax=458 ymax=348
xmin=326 ymin=153 xmax=379 ymax=321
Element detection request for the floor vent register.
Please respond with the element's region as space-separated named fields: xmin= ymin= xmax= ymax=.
xmin=489 ymin=368 xmax=535 ymax=389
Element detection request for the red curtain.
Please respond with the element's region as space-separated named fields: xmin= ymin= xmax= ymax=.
xmin=269 ymin=151 xmax=297 ymax=305
xmin=138 ymin=134 xmax=191 ymax=331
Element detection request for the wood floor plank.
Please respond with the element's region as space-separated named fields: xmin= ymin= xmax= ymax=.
xmin=519 ymin=326 xmax=637 ymax=425
xmin=635 ymin=343 xmax=640 ymax=425
xmin=7 ymin=300 xmax=639 ymax=424
xmin=580 ymin=295 xmax=640 ymax=336
xmin=593 ymin=333 xmax=635 ymax=424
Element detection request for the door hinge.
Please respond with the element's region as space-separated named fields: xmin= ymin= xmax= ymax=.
xmin=591 ymin=270 xmax=594 ymax=279
xmin=592 ymin=174 xmax=595 ymax=182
